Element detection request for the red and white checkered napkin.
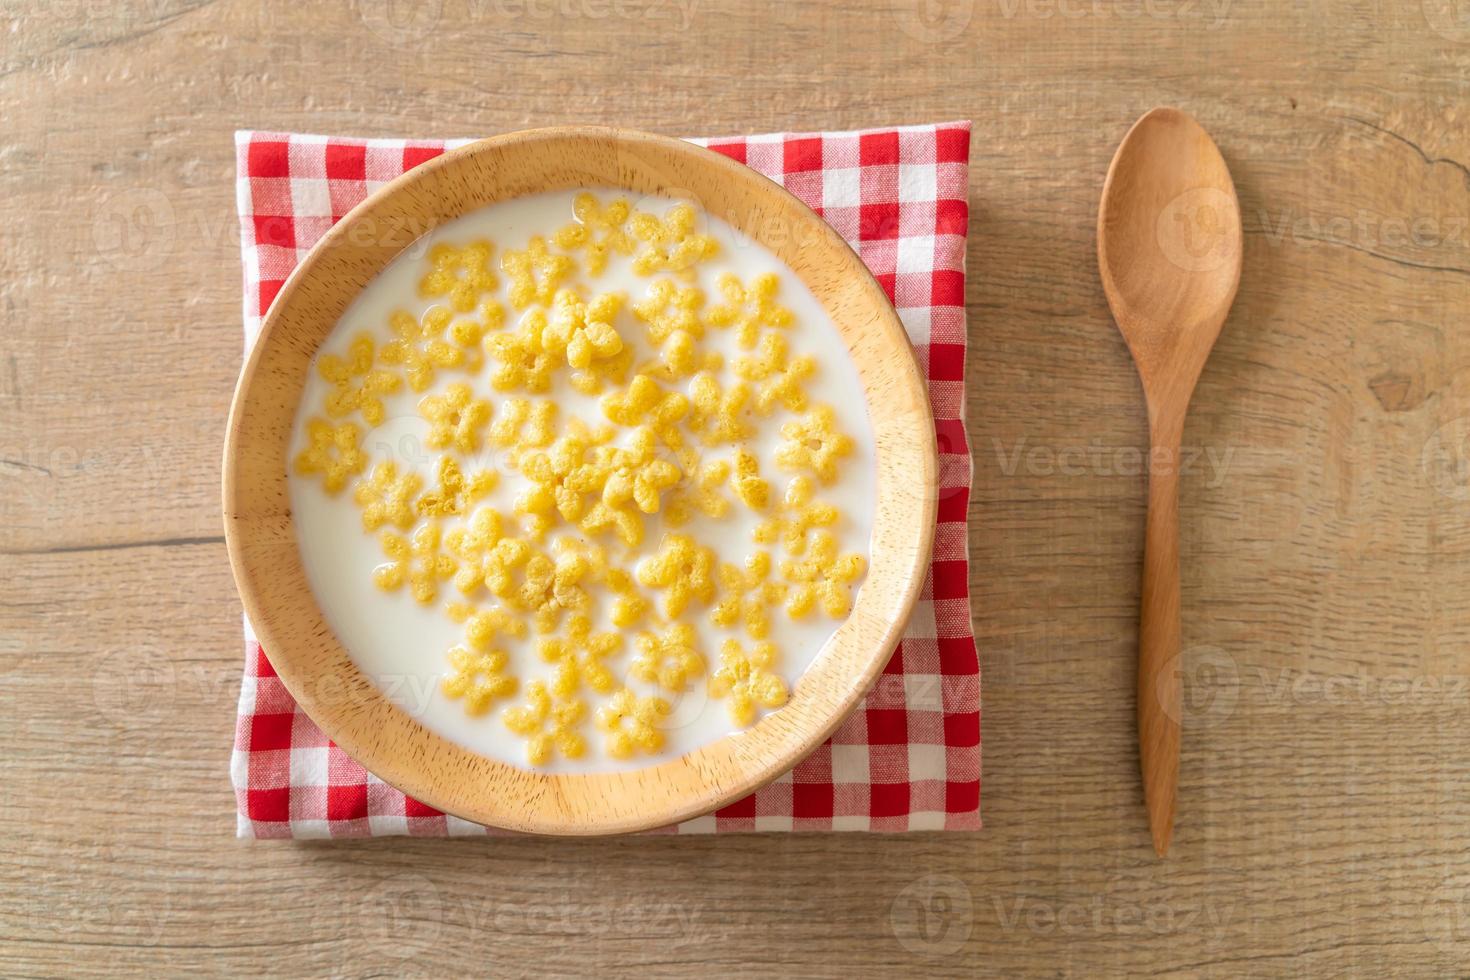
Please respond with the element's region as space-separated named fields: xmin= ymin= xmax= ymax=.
xmin=230 ymin=123 xmax=979 ymax=837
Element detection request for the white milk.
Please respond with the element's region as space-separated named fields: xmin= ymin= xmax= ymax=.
xmin=288 ymin=189 xmax=877 ymax=773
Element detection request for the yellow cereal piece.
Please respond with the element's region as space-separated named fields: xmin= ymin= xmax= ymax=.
xmin=486 ymin=309 xmax=557 ymax=393
xmin=632 ymin=623 xmax=705 ymax=692
xmin=552 ymin=192 xmax=634 ymax=275
xmin=489 ymin=398 xmax=556 ymax=450
xmin=629 ymin=203 xmax=719 ymax=278
xmin=753 ymin=475 xmax=839 ymax=555
xmin=415 ymin=456 xmax=497 ymax=519
xmin=353 ymin=460 xmax=423 ymax=531
xmin=516 ymin=423 xmax=610 ymax=526
xmin=600 ymin=428 xmax=681 ymax=515
xmin=372 ymin=522 xmax=457 ymax=605
xmin=709 ymin=638 xmax=789 ymax=727
xmin=501 ymin=235 xmax=576 ymax=310
xmin=637 ymin=533 xmax=716 ymax=618
xmin=443 ymin=506 xmax=505 ymax=595
xmin=705 ymin=272 xmax=794 ymax=349
xmin=644 ymin=329 xmax=723 ymax=383
xmin=318 ymin=333 xmax=401 ymax=426
xmin=687 ymin=371 xmax=754 ymax=446
xmin=294 ymin=418 xmax=367 ymax=494
xmin=580 ymin=500 xmax=645 ymax=547
xmin=710 ymin=551 xmax=787 ymax=639
xmin=730 ymin=450 xmax=770 ymax=511
xmin=775 ymin=404 xmax=855 ymax=484
xmin=596 ymin=687 xmax=671 ymax=759
xmin=538 ymin=613 xmax=621 ymax=697
xmin=666 ymin=458 xmax=731 ymax=527
xmin=381 ymin=306 xmax=464 ymax=392
xmin=419 ymin=240 xmax=498 ymax=314
xmin=633 ymin=279 xmax=706 ymax=342
xmin=441 ymin=609 xmax=523 ymax=715
xmin=418 ymin=382 xmax=492 ymax=453
xmin=606 ymin=567 xmax=650 ymax=628
xmin=602 ymin=376 xmax=690 ymax=453
xmin=734 ymin=332 xmax=816 ymax=415
xmin=503 ymin=680 xmax=586 ymax=766
xmin=516 ymin=539 xmax=599 ymax=633
xmin=781 ymin=530 xmax=866 ymax=620
xmin=542 ymin=288 xmax=629 ymax=392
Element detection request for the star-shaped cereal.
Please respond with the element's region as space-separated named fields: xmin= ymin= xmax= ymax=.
xmin=487 ymin=309 xmax=557 ymax=394
xmin=596 ymin=688 xmax=671 ymax=759
xmin=516 ymin=421 xmax=612 ymax=532
xmin=542 ymin=288 xmax=630 ymax=393
xmin=687 ymin=371 xmax=754 ymax=446
xmin=415 ymin=456 xmax=498 ymax=519
xmin=552 ymin=192 xmax=634 ymax=274
xmin=601 ymin=375 xmax=690 ymax=446
xmin=419 ymin=240 xmax=498 ymax=313
xmin=705 ymin=272 xmax=793 ymax=349
xmin=631 ymin=623 xmax=705 ymax=692
xmin=318 ymin=333 xmax=401 ymax=426
xmin=665 ymin=457 xmax=731 ymax=528
xmin=753 ymin=475 xmax=838 ymax=555
xmin=372 ymin=522 xmax=457 ymax=605
xmin=380 ymin=306 xmax=465 ymax=392
xmin=503 ymin=681 xmax=586 ymax=766
xmin=734 ymin=332 xmax=816 ymax=415
xmin=775 ymin=404 xmax=854 ymax=484
xmin=293 ymin=418 xmax=366 ymax=494
xmin=353 ymin=460 xmax=423 ymax=531
xmin=599 ymin=427 xmax=682 ymax=515
xmin=440 ymin=608 xmax=524 ymax=716
xmin=633 ymin=279 xmax=707 ymax=343
xmin=709 ymin=638 xmax=789 ymax=727
xmin=489 ymin=398 xmax=557 ymax=451
xmin=501 ymin=235 xmax=576 ymax=310
xmin=629 ymin=203 xmax=719 ymax=277
xmin=418 ymin=382 xmax=492 ymax=453
xmin=515 ymin=539 xmax=600 ymax=633
xmin=539 ymin=614 xmax=622 ymax=698
xmin=637 ymin=533 xmax=716 ymax=618
xmin=710 ymin=551 xmax=787 ymax=639
xmin=781 ymin=530 xmax=866 ymax=619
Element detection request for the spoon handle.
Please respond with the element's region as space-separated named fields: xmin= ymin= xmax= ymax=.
xmin=1139 ymin=427 xmax=1182 ymax=856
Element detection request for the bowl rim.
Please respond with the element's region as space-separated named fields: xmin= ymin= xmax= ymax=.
xmin=223 ymin=125 xmax=938 ymax=835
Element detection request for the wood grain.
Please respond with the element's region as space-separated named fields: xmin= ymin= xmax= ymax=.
xmin=4 ymin=0 xmax=1470 ymax=974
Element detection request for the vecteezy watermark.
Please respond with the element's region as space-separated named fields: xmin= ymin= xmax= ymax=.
xmin=1257 ymin=208 xmax=1469 ymax=252
xmin=992 ymin=893 xmax=1234 ymax=937
xmin=990 ymin=436 xmax=1236 ymax=488
xmin=357 ymin=0 xmax=700 ymax=44
xmin=996 ymin=0 xmax=1233 ymax=28
xmin=359 ymin=873 xmax=446 ymax=959
xmin=358 ymin=875 xmax=702 ymax=956
xmin=893 ymin=0 xmax=975 ymax=41
xmin=93 ymin=187 xmax=177 ymax=273
xmin=1423 ymin=0 xmax=1470 ymax=43
xmin=1157 ymin=186 xmax=1240 ymax=274
xmin=1155 ymin=645 xmax=1240 ymax=727
xmin=1421 ymin=417 xmax=1470 ymax=501
xmin=890 ymin=874 xmax=974 ymax=956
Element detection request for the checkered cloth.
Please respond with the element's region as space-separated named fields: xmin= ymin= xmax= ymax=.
xmin=230 ymin=123 xmax=979 ymax=836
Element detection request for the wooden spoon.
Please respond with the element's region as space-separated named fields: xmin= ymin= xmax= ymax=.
xmin=1097 ymin=107 xmax=1242 ymax=856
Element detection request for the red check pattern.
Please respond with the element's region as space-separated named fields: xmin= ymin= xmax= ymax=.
xmin=231 ymin=123 xmax=979 ymax=836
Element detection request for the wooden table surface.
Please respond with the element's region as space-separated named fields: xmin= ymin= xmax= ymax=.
xmin=4 ymin=0 xmax=1469 ymax=975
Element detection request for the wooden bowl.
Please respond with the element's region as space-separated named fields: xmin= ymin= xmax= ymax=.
xmin=223 ymin=126 xmax=936 ymax=835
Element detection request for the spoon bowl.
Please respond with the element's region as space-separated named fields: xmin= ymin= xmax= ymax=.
xmin=1097 ymin=107 xmax=1242 ymax=856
